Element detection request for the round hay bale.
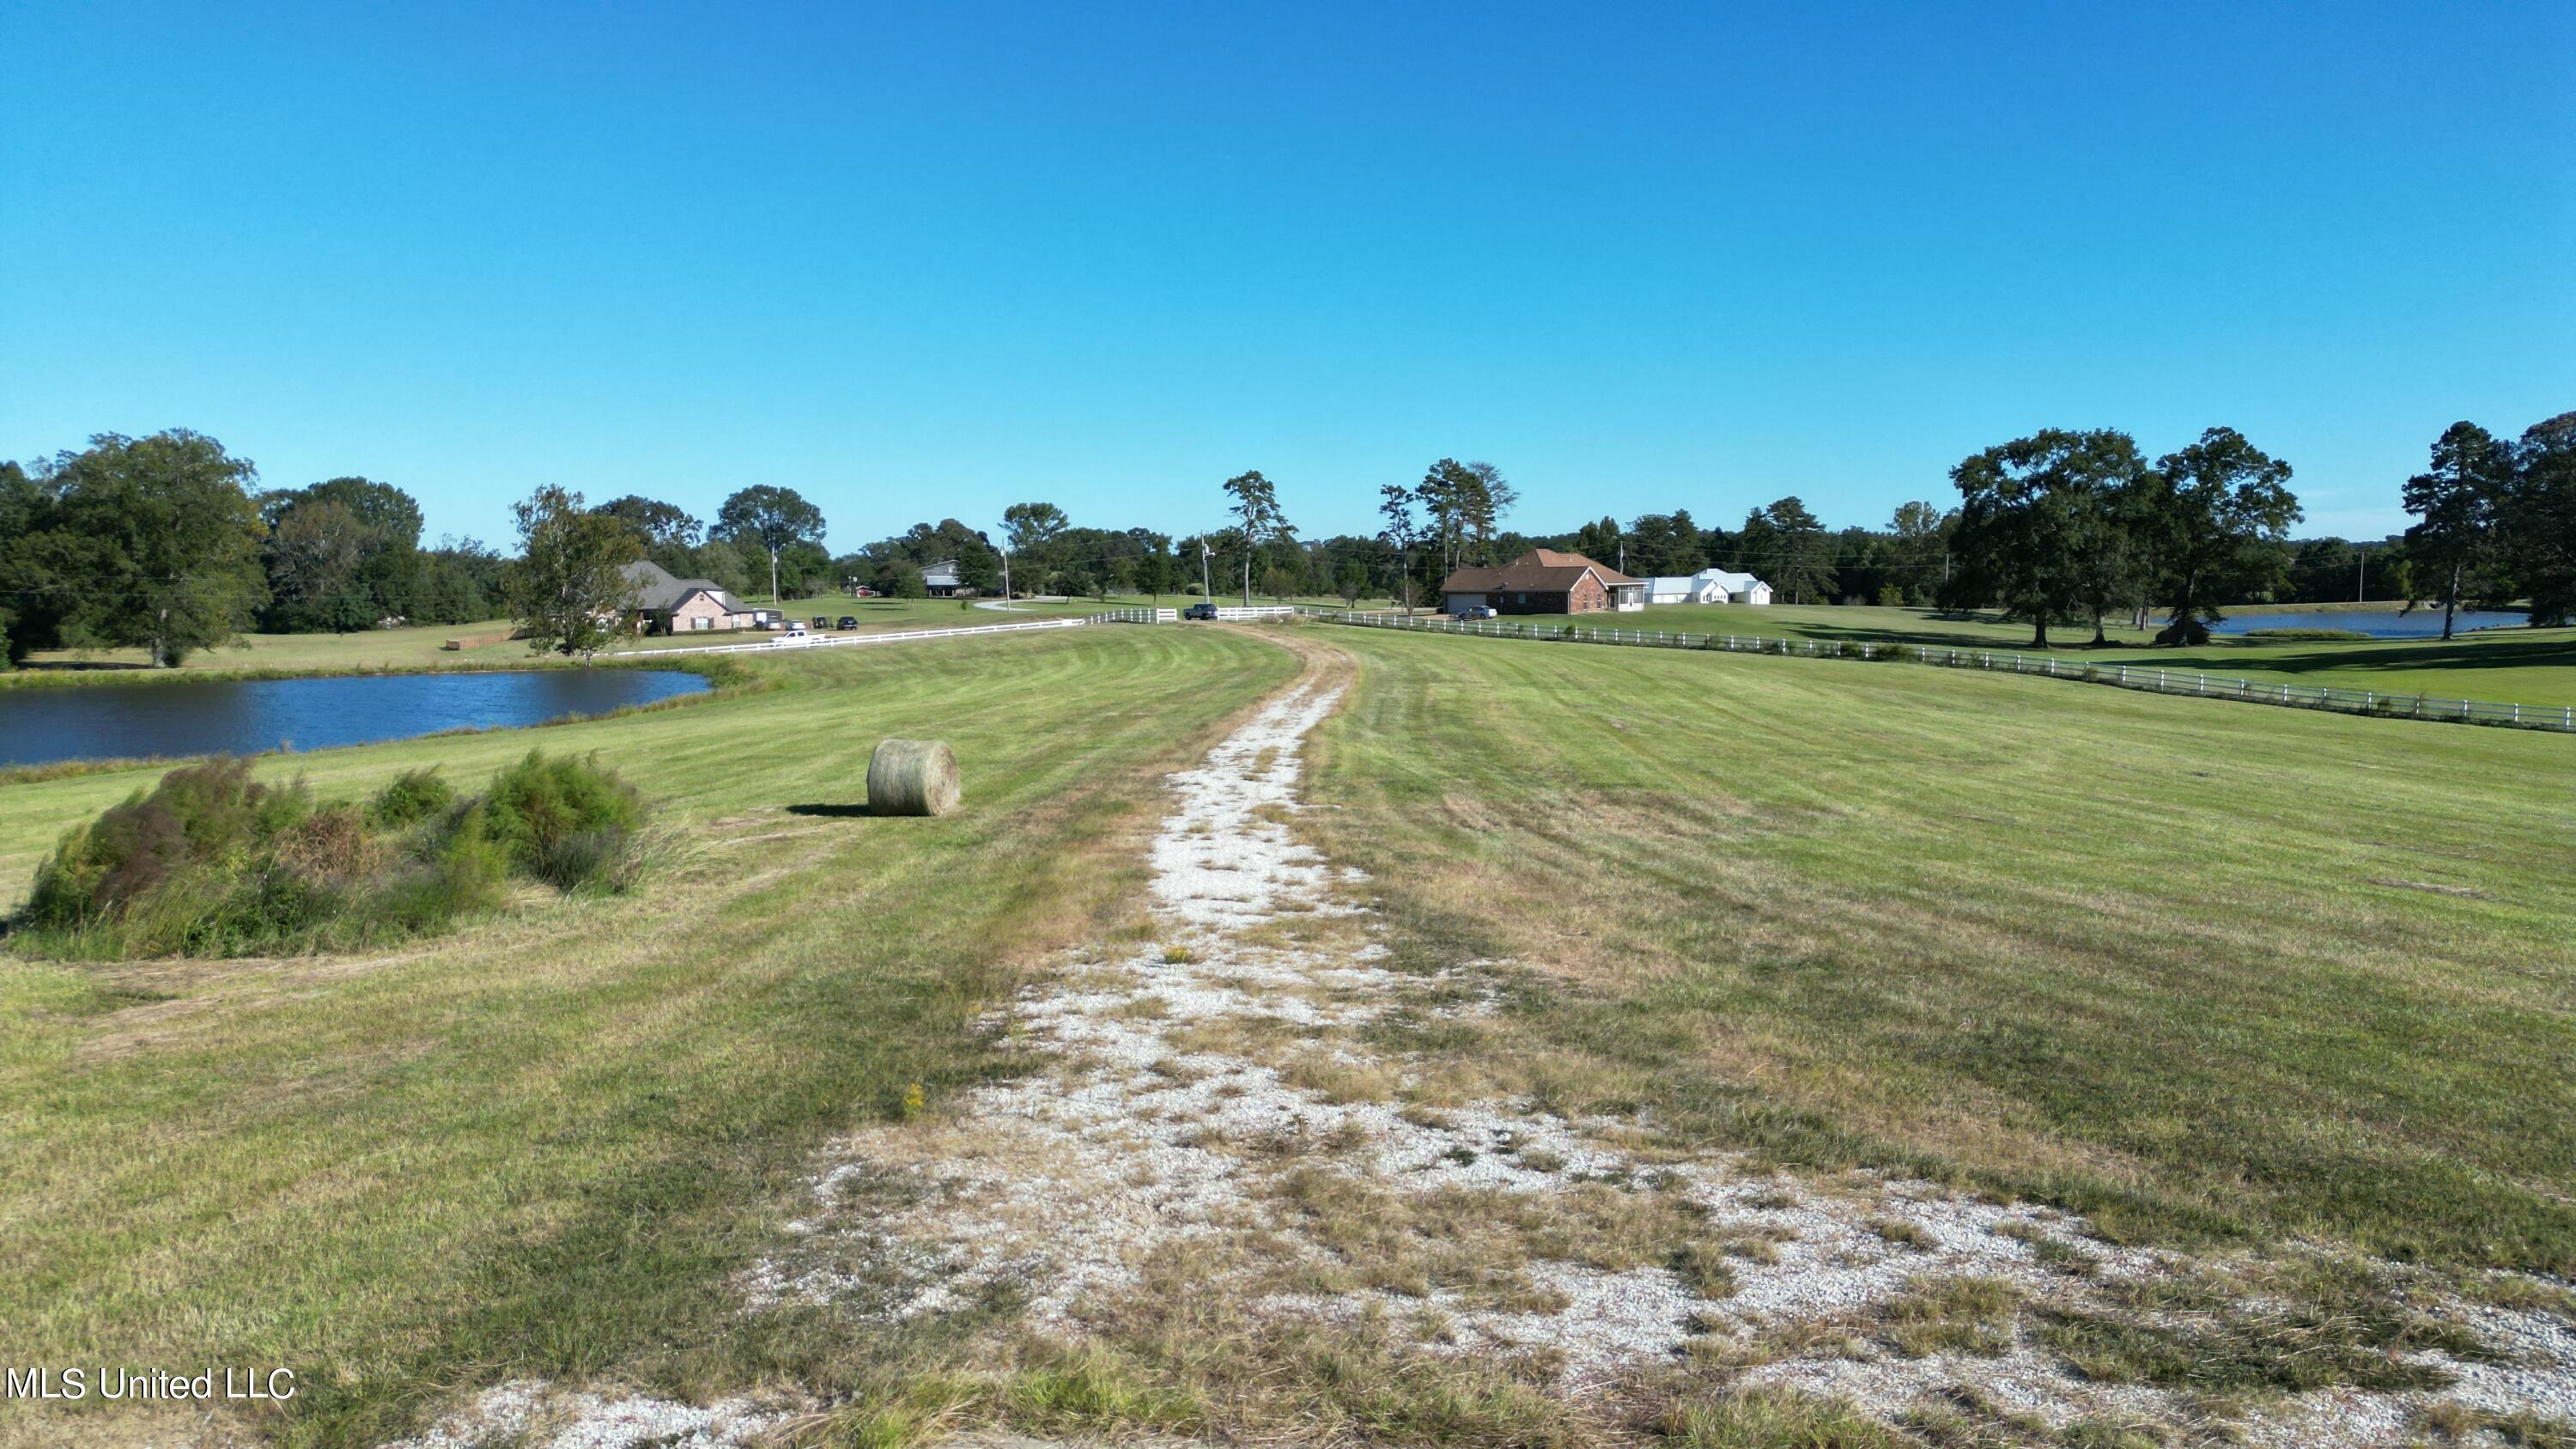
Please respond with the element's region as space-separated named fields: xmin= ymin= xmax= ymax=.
xmin=867 ymin=739 xmax=962 ymax=817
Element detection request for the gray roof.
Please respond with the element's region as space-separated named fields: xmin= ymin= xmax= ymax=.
xmin=621 ymin=559 xmax=747 ymax=614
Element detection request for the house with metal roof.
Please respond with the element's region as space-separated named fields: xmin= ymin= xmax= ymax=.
xmin=1643 ymin=569 xmax=1773 ymax=606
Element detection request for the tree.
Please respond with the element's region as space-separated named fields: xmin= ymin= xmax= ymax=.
xmin=714 ymin=485 xmax=827 ymax=605
xmin=32 ymin=431 xmax=270 ymax=666
xmin=1002 ymin=502 xmax=1071 ymax=558
xmin=506 ymin=485 xmax=642 ymax=660
xmin=1221 ymin=471 xmax=1291 ymax=605
xmin=1888 ymin=500 xmax=1950 ymax=600
xmin=2145 ymin=429 xmax=2300 ymax=644
xmin=2402 ymin=422 xmax=2512 ymax=640
xmin=1137 ymin=539 xmax=1178 ymax=603
xmin=1625 ymin=511 xmax=1706 ymax=578
xmin=1747 ymin=496 xmax=1836 ymax=606
xmin=1376 ymin=483 xmax=1427 ymax=614
xmin=690 ymin=539 xmax=753 ymax=597
xmin=258 ymin=476 xmax=427 ymax=627
xmin=1335 ymin=557 xmax=1367 ymax=606
xmin=1946 ymin=430 xmax=2142 ymax=648
xmin=2504 ymin=412 xmax=2576 ymax=626
xmin=1571 ymin=515 xmax=1623 ymax=563
xmin=1461 ymin=461 xmax=1516 ymax=564
xmin=878 ymin=559 xmax=928 ymax=599
xmin=1413 ymin=459 xmax=1514 ymax=572
xmin=959 ymin=534 xmax=1005 ymax=594
xmin=594 ymin=496 xmax=703 ymax=551
xmin=0 ymin=460 xmax=58 ymax=665
xmin=1374 ymin=490 xmax=1415 ymax=608
xmin=266 ymin=498 xmax=373 ymax=633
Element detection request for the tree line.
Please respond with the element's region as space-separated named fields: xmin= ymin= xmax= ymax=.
xmin=1935 ymin=412 xmax=2573 ymax=647
xmin=9 ymin=417 xmax=2566 ymax=667
xmin=2 ymin=432 xmax=506 ymax=667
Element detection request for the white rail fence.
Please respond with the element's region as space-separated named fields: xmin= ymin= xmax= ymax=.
xmin=1291 ymin=607 xmax=2576 ymax=734
xmin=617 ymin=617 xmax=1091 ymax=658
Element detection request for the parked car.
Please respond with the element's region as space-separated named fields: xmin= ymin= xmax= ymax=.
xmin=836 ymin=616 xmax=859 ymax=629
xmin=1455 ymin=605 xmax=1499 ymax=620
xmin=811 ymin=615 xmax=829 ymax=629
xmin=853 ymin=587 xmax=878 ymax=598
xmin=1183 ymin=602 xmax=1219 ymax=620
xmin=780 ymin=624 xmax=811 ymax=643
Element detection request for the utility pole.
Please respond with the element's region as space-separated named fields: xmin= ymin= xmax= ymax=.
xmin=999 ymin=538 xmax=1012 ymax=601
xmin=768 ymin=545 xmax=780 ymax=614
xmin=2355 ymin=543 xmax=2366 ymax=603
xmin=1200 ymin=537 xmax=1212 ymax=602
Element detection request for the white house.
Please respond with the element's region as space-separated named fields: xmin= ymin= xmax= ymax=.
xmin=1641 ymin=569 xmax=1773 ymax=606
xmin=921 ymin=559 xmax=963 ymax=596
xmin=1698 ymin=569 xmax=1772 ymax=606
xmin=1645 ymin=575 xmax=1728 ymax=604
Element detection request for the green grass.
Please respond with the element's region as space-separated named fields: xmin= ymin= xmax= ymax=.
xmin=9 ymin=618 xmax=547 ymax=677
xmin=9 ymin=611 xmax=2575 ymax=1444
xmin=1361 ymin=601 xmax=2576 ymax=709
xmin=2070 ymin=630 xmax=2576 ymax=709
xmin=1299 ymin=624 xmax=2576 ymax=1273
xmin=0 ymin=626 xmax=1297 ymax=1446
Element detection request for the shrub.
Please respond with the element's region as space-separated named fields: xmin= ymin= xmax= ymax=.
xmin=477 ymin=750 xmax=642 ymax=880
xmin=8 ymin=749 xmax=649 ymax=959
xmin=21 ymin=758 xmax=309 ymax=931
xmin=368 ymin=767 xmax=457 ymax=827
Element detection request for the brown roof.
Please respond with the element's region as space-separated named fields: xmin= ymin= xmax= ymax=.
xmin=1440 ymin=549 xmax=1641 ymax=594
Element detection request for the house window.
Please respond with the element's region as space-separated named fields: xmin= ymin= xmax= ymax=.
xmin=1515 ymin=593 xmax=1527 ymax=605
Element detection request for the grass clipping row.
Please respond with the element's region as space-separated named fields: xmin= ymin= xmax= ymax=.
xmin=7 ymin=751 xmax=649 ymax=959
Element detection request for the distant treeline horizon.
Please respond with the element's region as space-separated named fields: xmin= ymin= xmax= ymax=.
xmin=3 ymin=411 xmax=2567 ymax=665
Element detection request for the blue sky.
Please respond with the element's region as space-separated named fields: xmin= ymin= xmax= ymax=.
xmin=4 ymin=1 xmax=2569 ymax=551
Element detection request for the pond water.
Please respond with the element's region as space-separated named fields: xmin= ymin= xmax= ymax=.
xmin=2215 ymin=609 xmax=2530 ymax=638
xmin=0 ymin=669 xmax=711 ymax=768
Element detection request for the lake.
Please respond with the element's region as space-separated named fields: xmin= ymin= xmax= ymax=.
xmin=0 ymin=669 xmax=711 ymax=768
xmin=2215 ymin=609 xmax=2530 ymax=638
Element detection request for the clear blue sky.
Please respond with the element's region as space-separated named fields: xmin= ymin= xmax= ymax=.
xmin=5 ymin=1 xmax=2569 ymax=551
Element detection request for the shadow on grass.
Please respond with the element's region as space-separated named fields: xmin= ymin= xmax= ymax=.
xmin=2122 ymin=631 xmax=2576 ymax=682
xmin=786 ymin=802 xmax=872 ymax=819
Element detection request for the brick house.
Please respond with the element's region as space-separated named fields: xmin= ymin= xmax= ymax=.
xmin=1439 ymin=549 xmax=1646 ymax=615
xmin=622 ymin=560 xmax=756 ymax=634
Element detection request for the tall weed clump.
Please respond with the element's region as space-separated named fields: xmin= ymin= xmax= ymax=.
xmin=7 ymin=752 xmax=650 ymax=959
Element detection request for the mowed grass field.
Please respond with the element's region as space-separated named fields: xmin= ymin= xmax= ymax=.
xmin=0 ymin=626 xmax=1297 ymax=1446
xmin=1297 ymin=623 xmax=2576 ymax=1273
xmin=1376 ymin=600 xmax=2576 ymax=709
xmin=8 ymin=614 xmax=2575 ymax=1444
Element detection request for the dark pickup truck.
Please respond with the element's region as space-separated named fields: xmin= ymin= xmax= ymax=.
xmin=1183 ymin=602 xmax=1219 ymax=620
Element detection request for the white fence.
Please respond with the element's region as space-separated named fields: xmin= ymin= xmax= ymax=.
xmin=1095 ymin=607 xmax=1179 ymax=624
xmin=617 ymin=617 xmax=1091 ymax=659
xmin=1297 ymin=608 xmax=2576 ymax=734
xmin=1215 ymin=605 xmax=1297 ymax=620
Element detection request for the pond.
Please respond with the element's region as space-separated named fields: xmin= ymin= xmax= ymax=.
xmin=0 ymin=669 xmax=711 ymax=768
xmin=2215 ymin=609 xmax=2530 ymax=638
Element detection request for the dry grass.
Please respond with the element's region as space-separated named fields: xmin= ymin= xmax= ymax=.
xmin=1298 ymin=626 xmax=2576 ymax=1275
xmin=0 ymin=626 xmax=1303 ymax=1446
